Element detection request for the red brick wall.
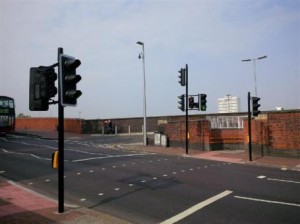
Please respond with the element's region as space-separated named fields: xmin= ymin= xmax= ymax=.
xmin=15 ymin=110 xmax=300 ymax=156
xmin=163 ymin=120 xmax=210 ymax=150
xmin=243 ymin=111 xmax=300 ymax=157
xmin=268 ymin=112 xmax=300 ymax=150
xmin=16 ymin=118 xmax=82 ymax=134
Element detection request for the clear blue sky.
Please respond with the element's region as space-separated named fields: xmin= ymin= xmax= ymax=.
xmin=1 ymin=0 xmax=299 ymax=119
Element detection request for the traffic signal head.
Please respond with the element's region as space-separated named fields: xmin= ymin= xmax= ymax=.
xmin=252 ymin=97 xmax=261 ymax=116
xmin=189 ymin=96 xmax=195 ymax=109
xmin=178 ymin=94 xmax=185 ymax=111
xmin=47 ymin=68 xmax=57 ymax=98
xmin=178 ymin=68 xmax=186 ymax=86
xmin=59 ymin=54 xmax=82 ymax=106
xmin=29 ymin=67 xmax=57 ymax=111
xmin=199 ymin=94 xmax=207 ymax=111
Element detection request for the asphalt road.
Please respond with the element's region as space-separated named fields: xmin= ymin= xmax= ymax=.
xmin=0 ymin=133 xmax=299 ymax=224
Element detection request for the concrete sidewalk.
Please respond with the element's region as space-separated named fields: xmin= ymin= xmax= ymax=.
xmin=0 ymin=177 xmax=132 ymax=224
xmin=1 ymin=129 xmax=299 ymax=223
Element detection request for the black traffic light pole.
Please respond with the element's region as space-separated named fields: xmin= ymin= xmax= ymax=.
xmin=185 ymin=64 xmax=189 ymax=154
xmin=247 ymin=92 xmax=252 ymax=161
xmin=57 ymin=47 xmax=65 ymax=213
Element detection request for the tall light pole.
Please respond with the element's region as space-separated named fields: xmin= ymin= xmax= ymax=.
xmin=242 ymin=55 xmax=267 ymax=96
xmin=136 ymin=41 xmax=147 ymax=146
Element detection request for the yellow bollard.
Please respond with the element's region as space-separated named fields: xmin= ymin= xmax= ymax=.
xmin=52 ymin=151 xmax=59 ymax=169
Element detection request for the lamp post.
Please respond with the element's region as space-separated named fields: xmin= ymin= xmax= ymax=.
xmin=242 ymin=55 xmax=267 ymax=96
xmin=136 ymin=41 xmax=147 ymax=146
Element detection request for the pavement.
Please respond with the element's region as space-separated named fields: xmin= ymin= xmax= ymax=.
xmin=1 ymin=129 xmax=299 ymax=223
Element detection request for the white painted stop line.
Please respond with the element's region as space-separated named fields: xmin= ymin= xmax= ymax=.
xmin=160 ymin=190 xmax=233 ymax=224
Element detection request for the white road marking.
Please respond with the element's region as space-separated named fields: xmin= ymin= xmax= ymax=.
xmin=80 ymin=198 xmax=86 ymax=202
xmin=257 ymin=175 xmax=300 ymax=184
xmin=160 ymin=190 xmax=233 ymax=224
xmin=98 ymin=193 xmax=104 ymax=196
xmin=234 ymin=195 xmax=300 ymax=207
xmin=267 ymin=178 xmax=300 ymax=184
xmin=281 ymin=167 xmax=288 ymax=171
xmin=0 ymin=170 xmax=5 ymax=174
xmin=1 ymin=148 xmax=51 ymax=161
xmin=72 ymin=153 xmax=152 ymax=162
xmin=114 ymin=188 xmax=120 ymax=191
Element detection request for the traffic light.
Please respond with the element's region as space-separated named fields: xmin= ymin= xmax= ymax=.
xmin=178 ymin=68 xmax=186 ymax=86
xmin=59 ymin=54 xmax=82 ymax=106
xmin=199 ymin=94 xmax=207 ymax=111
xmin=29 ymin=67 xmax=57 ymax=111
xmin=189 ymin=96 xmax=195 ymax=109
xmin=252 ymin=97 xmax=261 ymax=116
xmin=178 ymin=94 xmax=185 ymax=111
xmin=46 ymin=68 xmax=58 ymax=99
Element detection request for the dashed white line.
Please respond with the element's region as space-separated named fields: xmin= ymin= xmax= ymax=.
xmin=160 ymin=190 xmax=233 ymax=224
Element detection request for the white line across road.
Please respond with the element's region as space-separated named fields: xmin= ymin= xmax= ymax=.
xmin=0 ymin=148 xmax=51 ymax=161
xmin=234 ymin=195 xmax=300 ymax=207
xmin=257 ymin=175 xmax=300 ymax=184
xmin=160 ymin=190 xmax=233 ymax=224
xmin=72 ymin=153 xmax=154 ymax=162
xmin=267 ymin=178 xmax=300 ymax=184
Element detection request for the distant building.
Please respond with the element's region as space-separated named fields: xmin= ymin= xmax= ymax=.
xmin=218 ymin=95 xmax=240 ymax=113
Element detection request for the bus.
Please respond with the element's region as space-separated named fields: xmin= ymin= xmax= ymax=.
xmin=0 ymin=96 xmax=16 ymax=133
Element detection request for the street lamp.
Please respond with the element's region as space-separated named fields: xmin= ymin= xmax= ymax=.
xmin=136 ymin=41 xmax=147 ymax=146
xmin=242 ymin=55 xmax=267 ymax=96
